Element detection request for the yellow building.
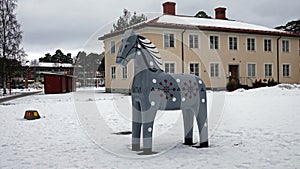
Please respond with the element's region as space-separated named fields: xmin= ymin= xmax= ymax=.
xmin=99 ymin=2 xmax=300 ymax=93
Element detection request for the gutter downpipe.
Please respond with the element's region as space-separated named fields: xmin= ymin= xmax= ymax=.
xmin=181 ymin=29 xmax=186 ymax=73
xmin=277 ymin=36 xmax=281 ymax=84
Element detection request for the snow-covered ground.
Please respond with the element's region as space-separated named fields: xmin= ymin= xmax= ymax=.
xmin=0 ymin=85 xmax=300 ymax=168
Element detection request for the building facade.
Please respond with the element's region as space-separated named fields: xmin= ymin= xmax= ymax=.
xmin=100 ymin=2 xmax=300 ymax=93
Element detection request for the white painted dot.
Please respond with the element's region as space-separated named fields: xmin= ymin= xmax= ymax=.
xmin=201 ymin=98 xmax=206 ymax=103
xmin=182 ymin=97 xmax=186 ymax=102
xmin=151 ymin=101 xmax=155 ymax=106
xmin=199 ymin=80 xmax=202 ymax=84
xmin=176 ymin=79 xmax=181 ymax=83
xmin=152 ymin=79 xmax=157 ymax=84
xmin=204 ymin=122 xmax=208 ymax=127
xmin=172 ymin=97 xmax=177 ymax=102
xmin=138 ymin=44 xmax=141 ymax=48
xmin=149 ymin=61 xmax=154 ymax=66
xmin=148 ymin=127 xmax=152 ymax=132
xmin=137 ymin=51 xmax=141 ymax=55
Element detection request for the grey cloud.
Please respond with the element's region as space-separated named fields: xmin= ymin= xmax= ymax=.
xmin=16 ymin=0 xmax=300 ymax=60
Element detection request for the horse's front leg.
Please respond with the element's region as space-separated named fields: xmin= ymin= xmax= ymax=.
xmin=141 ymin=107 xmax=157 ymax=155
xmin=132 ymin=101 xmax=142 ymax=151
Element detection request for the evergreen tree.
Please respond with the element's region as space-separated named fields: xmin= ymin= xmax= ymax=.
xmin=0 ymin=0 xmax=26 ymax=94
xmin=129 ymin=12 xmax=147 ymax=25
xmin=275 ymin=20 xmax=300 ymax=34
xmin=112 ymin=9 xmax=147 ymax=32
xmin=98 ymin=52 xmax=105 ymax=72
xmin=38 ymin=49 xmax=73 ymax=64
xmin=195 ymin=11 xmax=211 ymax=18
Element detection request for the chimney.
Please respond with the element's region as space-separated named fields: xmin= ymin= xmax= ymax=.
xmin=215 ymin=7 xmax=227 ymax=20
xmin=163 ymin=2 xmax=176 ymax=15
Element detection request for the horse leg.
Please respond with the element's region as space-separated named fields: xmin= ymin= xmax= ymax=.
xmin=182 ymin=109 xmax=194 ymax=145
xmin=141 ymin=109 xmax=157 ymax=155
xmin=195 ymin=87 xmax=209 ymax=148
xmin=132 ymin=101 xmax=142 ymax=151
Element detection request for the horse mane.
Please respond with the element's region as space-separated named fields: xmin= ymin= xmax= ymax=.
xmin=137 ymin=35 xmax=164 ymax=71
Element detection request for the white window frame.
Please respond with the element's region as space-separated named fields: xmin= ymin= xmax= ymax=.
xmin=111 ymin=66 xmax=116 ymax=79
xmin=228 ymin=36 xmax=238 ymax=51
xmin=264 ymin=39 xmax=272 ymax=52
xmin=210 ymin=63 xmax=220 ymax=78
xmin=282 ymin=63 xmax=290 ymax=77
xmin=282 ymin=39 xmax=290 ymax=53
xmin=247 ymin=63 xmax=256 ymax=77
xmin=110 ymin=41 xmax=116 ymax=54
xmin=164 ymin=62 xmax=176 ymax=73
xmin=122 ymin=66 xmax=127 ymax=79
xmin=164 ymin=32 xmax=175 ymax=48
xmin=209 ymin=35 xmax=219 ymax=50
xmin=189 ymin=34 xmax=199 ymax=49
xmin=189 ymin=62 xmax=200 ymax=76
xmin=264 ymin=63 xmax=273 ymax=77
xmin=246 ymin=37 xmax=256 ymax=52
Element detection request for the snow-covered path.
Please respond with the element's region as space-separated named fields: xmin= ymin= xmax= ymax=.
xmin=0 ymin=85 xmax=299 ymax=168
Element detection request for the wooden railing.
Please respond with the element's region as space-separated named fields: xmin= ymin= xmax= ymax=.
xmin=239 ymin=77 xmax=254 ymax=88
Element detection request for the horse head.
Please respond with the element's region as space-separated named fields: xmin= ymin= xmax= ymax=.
xmin=116 ymin=29 xmax=138 ymax=67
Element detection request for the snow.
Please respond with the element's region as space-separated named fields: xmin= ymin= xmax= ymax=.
xmin=1 ymin=85 xmax=300 ymax=168
xmin=157 ymin=15 xmax=285 ymax=33
xmin=21 ymin=62 xmax=74 ymax=68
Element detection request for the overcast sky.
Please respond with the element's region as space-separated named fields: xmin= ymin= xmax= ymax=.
xmin=16 ymin=0 xmax=300 ymax=60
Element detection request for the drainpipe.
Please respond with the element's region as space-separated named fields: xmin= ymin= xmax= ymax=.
xmin=277 ymin=36 xmax=281 ymax=84
xmin=181 ymin=29 xmax=186 ymax=73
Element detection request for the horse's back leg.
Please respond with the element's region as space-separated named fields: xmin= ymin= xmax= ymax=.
xmin=182 ymin=108 xmax=194 ymax=145
xmin=195 ymin=85 xmax=209 ymax=148
xmin=132 ymin=101 xmax=142 ymax=151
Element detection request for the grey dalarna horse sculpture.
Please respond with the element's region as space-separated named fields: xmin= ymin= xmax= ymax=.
xmin=116 ymin=29 xmax=208 ymax=155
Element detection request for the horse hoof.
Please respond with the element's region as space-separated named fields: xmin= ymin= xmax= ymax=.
xmin=183 ymin=138 xmax=196 ymax=145
xmin=138 ymin=148 xmax=158 ymax=155
xmin=192 ymin=141 xmax=209 ymax=148
xmin=132 ymin=144 xmax=141 ymax=151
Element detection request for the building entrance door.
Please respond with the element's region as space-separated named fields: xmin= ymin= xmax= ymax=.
xmin=229 ymin=65 xmax=239 ymax=83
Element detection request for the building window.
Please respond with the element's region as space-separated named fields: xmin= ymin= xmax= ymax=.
xmin=189 ymin=34 xmax=199 ymax=49
xmin=165 ymin=63 xmax=175 ymax=73
xmin=282 ymin=64 xmax=290 ymax=77
xmin=264 ymin=64 xmax=272 ymax=77
xmin=247 ymin=63 xmax=256 ymax=77
xmin=210 ymin=35 xmax=219 ymax=49
xmin=264 ymin=39 xmax=272 ymax=52
xmin=282 ymin=40 xmax=290 ymax=53
xmin=189 ymin=63 xmax=199 ymax=76
xmin=164 ymin=33 xmax=175 ymax=48
xmin=210 ymin=63 xmax=219 ymax=78
xmin=111 ymin=41 xmax=116 ymax=54
xmin=229 ymin=37 xmax=238 ymax=50
xmin=111 ymin=66 xmax=116 ymax=79
xmin=122 ymin=66 xmax=127 ymax=79
xmin=247 ymin=38 xmax=255 ymax=51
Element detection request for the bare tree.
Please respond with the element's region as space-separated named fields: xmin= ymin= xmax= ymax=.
xmin=0 ymin=0 xmax=26 ymax=94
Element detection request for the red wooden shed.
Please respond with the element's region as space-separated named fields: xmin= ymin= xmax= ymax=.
xmin=43 ymin=73 xmax=76 ymax=94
